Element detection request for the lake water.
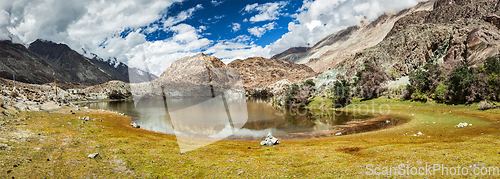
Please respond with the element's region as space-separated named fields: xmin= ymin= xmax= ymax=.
xmin=79 ymin=98 xmax=373 ymax=138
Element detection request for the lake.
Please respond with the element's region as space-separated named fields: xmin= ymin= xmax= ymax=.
xmin=78 ymin=97 xmax=373 ymax=138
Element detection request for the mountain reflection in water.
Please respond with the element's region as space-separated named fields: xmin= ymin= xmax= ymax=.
xmin=79 ymin=98 xmax=373 ymax=138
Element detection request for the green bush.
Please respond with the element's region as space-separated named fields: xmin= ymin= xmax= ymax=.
xmin=433 ymin=84 xmax=447 ymax=101
xmin=283 ymin=82 xmax=315 ymax=106
xmin=448 ymin=65 xmax=477 ymax=103
xmin=484 ymin=57 xmax=500 ymax=100
xmin=410 ymin=89 xmax=428 ymax=102
xmin=303 ymin=80 xmax=315 ymax=87
xmin=331 ymin=79 xmax=351 ymax=107
xmin=485 ymin=57 xmax=500 ymax=74
xmin=410 ymin=68 xmax=430 ymax=92
xmin=404 ymin=57 xmax=500 ymax=103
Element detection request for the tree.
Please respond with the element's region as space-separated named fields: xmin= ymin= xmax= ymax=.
xmin=331 ymin=79 xmax=351 ymax=107
xmin=448 ymin=66 xmax=477 ymax=103
xmin=108 ymin=90 xmax=126 ymax=100
xmin=356 ymin=62 xmax=389 ymax=99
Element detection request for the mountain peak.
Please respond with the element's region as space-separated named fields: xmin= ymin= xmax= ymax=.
xmin=160 ymin=53 xmax=225 ymax=78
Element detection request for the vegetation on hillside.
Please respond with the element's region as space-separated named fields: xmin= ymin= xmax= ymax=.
xmin=403 ymin=56 xmax=500 ymax=104
xmin=275 ymin=80 xmax=316 ymax=107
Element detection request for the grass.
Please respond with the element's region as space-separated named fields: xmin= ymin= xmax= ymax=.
xmin=1 ymin=98 xmax=500 ymax=178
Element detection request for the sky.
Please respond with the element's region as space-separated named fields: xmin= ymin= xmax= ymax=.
xmin=0 ymin=0 xmax=425 ymax=76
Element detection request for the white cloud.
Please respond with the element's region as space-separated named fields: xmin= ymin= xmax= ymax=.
xmin=211 ymin=0 xmax=224 ymax=7
xmin=204 ymin=35 xmax=270 ymax=64
xmin=214 ymin=15 xmax=225 ymax=19
xmin=248 ymin=22 xmax=277 ymax=37
xmin=0 ymin=0 xmax=427 ymax=76
xmin=268 ymin=0 xmax=426 ymax=55
xmin=242 ymin=1 xmax=288 ymax=22
xmin=0 ymin=0 xmax=218 ymax=76
xmin=231 ymin=23 xmax=241 ymax=32
xmin=124 ymin=24 xmax=212 ymax=75
xmin=162 ymin=4 xmax=203 ymax=28
xmin=1 ymin=0 xmax=184 ymax=56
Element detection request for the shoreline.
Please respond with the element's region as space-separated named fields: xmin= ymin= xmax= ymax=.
xmin=1 ymin=98 xmax=499 ymax=178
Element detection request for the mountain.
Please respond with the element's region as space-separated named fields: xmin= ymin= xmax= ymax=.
xmin=227 ymin=57 xmax=317 ymax=90
xmin=0 ymin=40 xmax=69 ymax=84
xmin=271 ymin=47 xmax=311 ymax=60
xmin=28 ymin=39 xmax=157 ymax=85
xmin=88 ymin=54 xmax=157 ymax=84
xmin=129 ymin=53 xmax=317 ymax=99
xmin=316 ymin=0 xmax=500 ymax=86
xmin=129 ymin=53 xmax=241 ymax=99
xmin=272 ymin=1 xmax=435 ymax=73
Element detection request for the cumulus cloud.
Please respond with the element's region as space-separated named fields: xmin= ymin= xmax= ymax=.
xmin=0 ymin=0 xmax=428 ymax=75
xmin=2 ymin=0 xmax=184 ymax=53
xmin=242 ymin=1 xmax=288 ymax=22
xmin=162 ymin=4 xmax=203 ymax=28
xmin=211 ymin=0 xmax=224 ymax=7
xmin=204 ymin=35 xmax=270 ymax=64
xmin=269 ymin=0 xmax=426 ymax=55
xmin=0 ymin=0 xmax=215 ymax=75
xmin=231 ymin=23 xmax=241 ymax=32
xmin=124 ymin=24 xmax=212 ymax=75
xmin=248 ymin=22 xmax=277 ymax=37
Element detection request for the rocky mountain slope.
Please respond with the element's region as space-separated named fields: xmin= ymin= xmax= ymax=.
xmin=0 ymin=40 xmax=69 ymax=84
xmin=317 ymin=0 xmax=500 ymax=87
xmin=272 ymin=1 xmax=435 ymax=73
xmin=28 ymin=40 xmax=157 ymax=85
xmin=129 ymin=53 xmax=242 ymax=100
xmin=89 ymin=54 xmax=157 ymax=84
xmin=271 ymin=47 xmax=311 ymax=61
xmin=228 ymin=57 xmax=317 ymax=91
xmin=126 ymin=53 xmax=318 ymax=99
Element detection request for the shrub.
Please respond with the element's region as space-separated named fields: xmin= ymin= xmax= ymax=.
xmin=447 ymin=66 xmax=477 ymax=103
xmin=108 ymin=90 xmax=125 ymax=100
xmin=353 ymin=63 xmax=371 ymax=86
xmin=294 ymin=85 xmax=314 ymax=105
xmin=409 ymin=68 xmax=429 ymax=91
xmin=424 ymin=63 xmax=444 ymax=91
xmin=485 ymin=57 xmax=500 ymax=74
xmin=478 ymin=100 xmax=494 ymax=110
xmin=331 ymin=79 xmax=352 ymax=107
xmin=410 ymin=89 xmax=428 ymax=102
xmin=484 ymin=57 xmax=500 ymax=101
xmin=401 ymin=85 xmax=414 ymax=100
xmin=404 ymin=57 xmax=500 ymax=103
xmin=303 ymin=80 xmax=315 ymax=87
xmin=433 ymin=84 xmax=447 ymax=101
xmin=283 ymin=82 xmax=315 ymax=106
xmin=250 ymin=89 xmax=269 ymax=97
xmin=355 ymin=62 xmax=389 ymax=99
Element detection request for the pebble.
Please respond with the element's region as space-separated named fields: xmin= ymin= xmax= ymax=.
xmin=456 ymin=122 xmax=471 ymax=127
xmin=131 ymin=122 xmax=140 ymax=128
xmin=88 ymin=153 xmax=99 ymax=159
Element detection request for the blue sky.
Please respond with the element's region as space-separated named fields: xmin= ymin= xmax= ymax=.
xmin=139 ymin=0 xmax=303 ymax=47
xmin=0 ymin=0 xmax=425 ymax=75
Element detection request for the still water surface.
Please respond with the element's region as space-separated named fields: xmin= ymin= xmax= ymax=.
xmin=79 ymin=98 xmax=372 ymax=137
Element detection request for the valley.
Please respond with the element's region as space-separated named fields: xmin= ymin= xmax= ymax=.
xmin=1 ymin=0 xmax=500 ymax=177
